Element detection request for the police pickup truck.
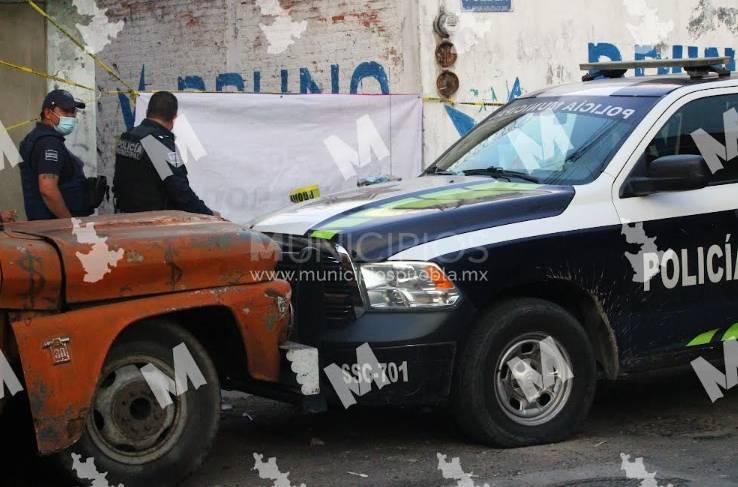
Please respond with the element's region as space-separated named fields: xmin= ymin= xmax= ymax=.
xmin=252 ymin=57 xmax=737 ymax=447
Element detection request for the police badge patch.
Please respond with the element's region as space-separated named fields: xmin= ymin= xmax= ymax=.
xmin=116 ymin=140 xmax=144 ymax=160
xmin=44 ymin=149 xmax=59 ymax=162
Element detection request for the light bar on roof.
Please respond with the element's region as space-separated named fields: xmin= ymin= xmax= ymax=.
xmin=580 ymin=56 xmax=732 ymax=71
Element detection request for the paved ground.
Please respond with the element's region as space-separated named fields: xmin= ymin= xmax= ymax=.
xmin=8 ymin=369 xmax=738 ymax=486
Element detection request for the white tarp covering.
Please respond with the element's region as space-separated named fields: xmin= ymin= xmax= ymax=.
xmin=134 ymin=93 xmax=422 ymax=223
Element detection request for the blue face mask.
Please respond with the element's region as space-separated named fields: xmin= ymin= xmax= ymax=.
xmin=54 ymin=114 xmax=77 ymax=135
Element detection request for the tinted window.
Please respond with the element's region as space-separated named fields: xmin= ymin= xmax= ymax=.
xmin=643 ymin=94 xmax=738 ymax=184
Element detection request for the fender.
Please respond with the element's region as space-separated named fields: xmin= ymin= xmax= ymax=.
xmin=11 ymin=281 xmax=290 ymax=455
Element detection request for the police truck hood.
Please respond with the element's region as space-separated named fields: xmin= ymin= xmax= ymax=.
xmin=251 ymin=176 xmax=575 ymax=262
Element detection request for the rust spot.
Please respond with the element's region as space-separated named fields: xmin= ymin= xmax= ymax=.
xmin=264 ymin=312 xmax=278 ymax=332
xmin=29 ymin=382 xmax=50 ymax=415
xmin=66 ymin=411 xmax=87 ymax=440
xmin=36 ymin=423 xmax=61 ymax=446
xmin=164 ymin=247 xmax=183 ymax=291
xmin=332 ymin=14 xmax=345 ymax=23
xmin=17 ymin=251 xmax=45 ymax=309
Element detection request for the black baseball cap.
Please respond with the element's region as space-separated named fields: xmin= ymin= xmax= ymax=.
xmin=42 ymin=89 xmax=86 ymax=112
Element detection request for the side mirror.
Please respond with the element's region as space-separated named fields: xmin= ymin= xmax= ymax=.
xmin=622 ymin=155 xmax=711 ymax=197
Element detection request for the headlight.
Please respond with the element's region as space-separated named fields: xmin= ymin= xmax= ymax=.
xmin=359 ymin=261 xmax=461 ymax=310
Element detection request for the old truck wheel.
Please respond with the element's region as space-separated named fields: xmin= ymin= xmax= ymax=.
xmin=60 ymin=320 xmax=220 ymax=487
xmin=452 ymin=298 xmax=596 ymax=447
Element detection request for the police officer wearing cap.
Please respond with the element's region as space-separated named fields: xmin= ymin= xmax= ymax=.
xmin=113 ymin=91 xmax=217 ymax=216
xmin=19 ymin=89 xmax=91 ymax=220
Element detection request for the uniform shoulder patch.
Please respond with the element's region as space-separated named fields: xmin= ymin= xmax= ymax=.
xmin=44 ymin=149 xmax=59 ymax=162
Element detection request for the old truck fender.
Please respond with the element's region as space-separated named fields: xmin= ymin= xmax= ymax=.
xmin=11 ymin=281 xmax=290 ymax=455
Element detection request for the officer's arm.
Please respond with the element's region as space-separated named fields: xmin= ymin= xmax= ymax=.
xmin=34 ymin=140 xmax=72 ymax=218
xmin=38 ymin=175 xmax=72 ymax=218
xmin=162 ymin=166 xmax=214 ymax=216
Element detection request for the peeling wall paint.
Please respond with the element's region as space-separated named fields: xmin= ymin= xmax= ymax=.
xmin=256 ymin=0 xmax=308 ymax=55
xmin=689 ymin=0 xmax=738 ymax=37
xmin=623 ymin=0 xmax=675 ymax=47
xmin=453 ymin=13 xmax=492 ymax=55
xmin=71 ymin=0 xmax=124 ymax=54
xmin=46 ymin=0 xmax=97 ymax=177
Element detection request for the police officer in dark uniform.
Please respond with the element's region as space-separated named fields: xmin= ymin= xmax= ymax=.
xmin=113 ymin=91 xmax=217 ymax=216
xmin=19 ymin=89 xmax=91 ymax=220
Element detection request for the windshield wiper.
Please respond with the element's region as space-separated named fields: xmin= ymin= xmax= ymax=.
xmin=461 ymin=166 xmax=539 ymax=183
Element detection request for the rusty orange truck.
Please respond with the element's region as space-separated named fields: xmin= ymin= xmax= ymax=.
xmin=0 ymin=211 xmax=317 ymax=486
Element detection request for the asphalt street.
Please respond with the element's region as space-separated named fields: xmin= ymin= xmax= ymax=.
xmin=7 ymin=369 xmax=738 ymax=487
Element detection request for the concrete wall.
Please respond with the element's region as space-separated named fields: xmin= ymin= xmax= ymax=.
xmin=94 ymin=0 xmax=422 ymax=186
xmin=0 ymin=1 xmax=46 ymax=219
xmin=90 ymin=0 xmax=738 ymax=191
xmin=419 ymin=0 xmax=738 ymax=161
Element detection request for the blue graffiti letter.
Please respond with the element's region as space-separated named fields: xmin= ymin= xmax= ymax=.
xmin=634 ymin=45 xmax=669 ymax=76
xmin=350 ymin=62 xmax=389 ymax=94
xmin=177 ymin=76 xmax=205 ymax=91
xmin=300 ymin=68 xmax=322 ymax=94
xmin=253 ymin=70 xmax=261 ymax=93
xmin=331 ymin=64 xmax=340 ymax=94
xmin=588 ymin=42 xmax=622 ymax=63
xmin=216 ymin=73 xmax=245 ymax=92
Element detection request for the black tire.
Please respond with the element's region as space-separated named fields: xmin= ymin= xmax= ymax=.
xmin=59 ymin=320 xmax=220 ymax=487
xmin=453 ymin=298 xmax=596 ymax=447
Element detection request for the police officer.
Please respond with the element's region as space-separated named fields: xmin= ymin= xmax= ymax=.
xmin=113 ymin=91 xmax=217 ymax=216
xmin=19 ymin=89 xmax=91 ymax=220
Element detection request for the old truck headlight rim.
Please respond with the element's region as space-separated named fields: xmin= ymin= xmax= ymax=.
xmin=358 ymin=261 xmax=461 ymax=310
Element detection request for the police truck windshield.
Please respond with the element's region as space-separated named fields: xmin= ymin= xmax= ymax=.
xmin=430 ymin=96 xmax=659 ymax=185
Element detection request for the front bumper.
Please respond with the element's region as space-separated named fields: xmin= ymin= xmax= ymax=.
xmin=316 ymin=304 xmax=477 ymax=406
xmin=271 ymin=233 xmax=477 ymax=406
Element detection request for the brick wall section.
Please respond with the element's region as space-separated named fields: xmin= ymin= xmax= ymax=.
xmin=94 ymin=0 xmax=419 ymax=185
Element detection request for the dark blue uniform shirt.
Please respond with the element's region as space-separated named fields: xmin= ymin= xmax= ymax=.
xmin=18 ymin=123 xmax=90 ymax=220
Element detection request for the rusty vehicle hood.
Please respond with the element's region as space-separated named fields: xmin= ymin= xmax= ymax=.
xmin=5 ymin=211 xmax=280 ymax=304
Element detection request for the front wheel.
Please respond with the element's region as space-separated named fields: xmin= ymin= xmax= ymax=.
xmin=60 ymin=320 xmax=221 ymax=487
xmin=453 ymin=298 xmax=596 ymax=447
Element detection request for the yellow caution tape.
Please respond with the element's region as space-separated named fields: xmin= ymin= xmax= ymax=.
xmin=26 ymin=0 xmax=138 ymax=96
xmin=289 ymin=184 xmax=320 ymax=204
xmin=5 ymin=118 xmax=39 ymax=131
xmin=423 ymin=96 xmax=505 ymax=107
xmin=4 ymin=91 xmax=92 ymax=132
xmin=0 ymin=59 xmax=95 ymax=91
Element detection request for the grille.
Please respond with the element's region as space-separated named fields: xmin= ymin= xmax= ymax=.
xmin=270 ymin=234 xmax=362 ymax=344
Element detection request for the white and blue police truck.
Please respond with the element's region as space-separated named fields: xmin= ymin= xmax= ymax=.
xmin=253 ymin=57 xmax=738 ymax=446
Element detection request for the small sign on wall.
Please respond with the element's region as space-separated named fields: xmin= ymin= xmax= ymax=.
xmin=461 ymin=0 xmax=512 ymax=12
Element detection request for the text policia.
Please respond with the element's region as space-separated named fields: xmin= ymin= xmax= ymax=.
xmin=641 ymin=234 xmax=738 ymax=292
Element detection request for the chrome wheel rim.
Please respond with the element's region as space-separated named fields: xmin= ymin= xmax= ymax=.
xmin=87 ymin=356 xmax=188 ymax=465
xmin=494 ymin=333 xmax=573 ymax=426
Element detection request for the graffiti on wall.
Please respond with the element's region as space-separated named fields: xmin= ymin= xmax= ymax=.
xmin=446 ymin=41 xmax=738 ymax=138
xmin=589 ymin=42 xmax=736 ymax=74
xmin=118 ymin=61 xmax=390 ymax=130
